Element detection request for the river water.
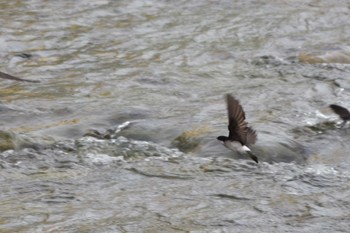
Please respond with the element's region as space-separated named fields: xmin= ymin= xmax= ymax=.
xmin=1 ymin=0 xmax=350 ymax=232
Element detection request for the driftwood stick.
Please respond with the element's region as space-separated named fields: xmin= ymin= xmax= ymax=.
xmin=0 ymin=71 xmax=40 ymax=83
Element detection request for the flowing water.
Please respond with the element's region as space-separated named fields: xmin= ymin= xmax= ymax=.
xmin=1 ymin=0 xmax=350 ymax=232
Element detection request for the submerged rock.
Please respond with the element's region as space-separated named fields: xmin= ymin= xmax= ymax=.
xmin=74 ymin=136 xmax=184 ymax=162
xmin=299 ymin=51 xmax=350 ymax=64
xmin=0 ymin=130 xmax=15 ymax=151
xmin=291 ymin=121 xmax=338 ymax=136
xmin=172 ymin=126 xmax=210 ymax=153
xmin=0 ymin=130 xmax=45 ymax=152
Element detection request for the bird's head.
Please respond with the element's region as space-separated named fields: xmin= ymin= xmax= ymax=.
xmin=217 ymin=136 xmax=228 ymax=141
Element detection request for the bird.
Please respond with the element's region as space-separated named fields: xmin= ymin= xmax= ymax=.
xmin=329 ymin=104 xmax=350 ymax=128
xmin=217 ymin=94 xmax=258 ymax=163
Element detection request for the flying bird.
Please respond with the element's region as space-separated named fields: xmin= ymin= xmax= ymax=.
xmin=217 ymin=94 xmax=258 ymax=163
xmin=329 ymin=104 xmax=350 ymax=128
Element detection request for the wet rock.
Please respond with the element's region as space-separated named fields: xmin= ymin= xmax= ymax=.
xmin=101 ymin=121 xmax=131 ymax=138
xmin=83 ymin=129 xmax=108 ymax=139
xmin=172 ymin=126 xmax=210 ymax=153
xmin=73 ymin=136 xmax=183 ymax=162
xmin=299 ymin=50 xmax=350 ymax=64
xmin=0 ymin=130 xmax=15 ymax=151
xmin=0 ymin=130 xmax=45 ymax=152
xmin=291 ymin=121 xmax=337 ymax=136
xmin=251 ymin=55 xmax=289 ymax=66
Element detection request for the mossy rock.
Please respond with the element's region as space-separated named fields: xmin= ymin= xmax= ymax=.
xmin=172 ymin=126 xmax=210 ymax=153
xmin=0 ymin=130 xmax=15 ymax=151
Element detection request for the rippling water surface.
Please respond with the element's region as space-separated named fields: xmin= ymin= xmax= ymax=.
xmin=1 ymin=0 xmax=350 ymax=232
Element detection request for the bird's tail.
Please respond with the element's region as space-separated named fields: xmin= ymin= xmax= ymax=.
xmin=246 ymin=151 xmax=258 ymax=163
xmin=340 ymin=120 xmax=348 ymax=128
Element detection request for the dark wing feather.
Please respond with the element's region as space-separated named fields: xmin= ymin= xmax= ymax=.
xmin=246 ymin=127 xmax=257 ymax=145
xmin=226 ymin=94 xmax=257 ymax=145
xmin=329 ymin=104 xmax=350 ymax=120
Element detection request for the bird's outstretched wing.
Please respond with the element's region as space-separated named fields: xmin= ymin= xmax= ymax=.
xmin=246 ymin=127 xmax=257 ymax=146
xmin=329 ymin=104 xmax=350 ymax=121
xmin=226 ymin=94 xmax=257 ymax=145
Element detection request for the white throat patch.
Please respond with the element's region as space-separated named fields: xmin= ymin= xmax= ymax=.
xmin=224 ymin=141 xmax=251 ymax=153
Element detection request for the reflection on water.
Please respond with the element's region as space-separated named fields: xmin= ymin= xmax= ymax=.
xmin=1 ymin=0 xmax=350 ymax=232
